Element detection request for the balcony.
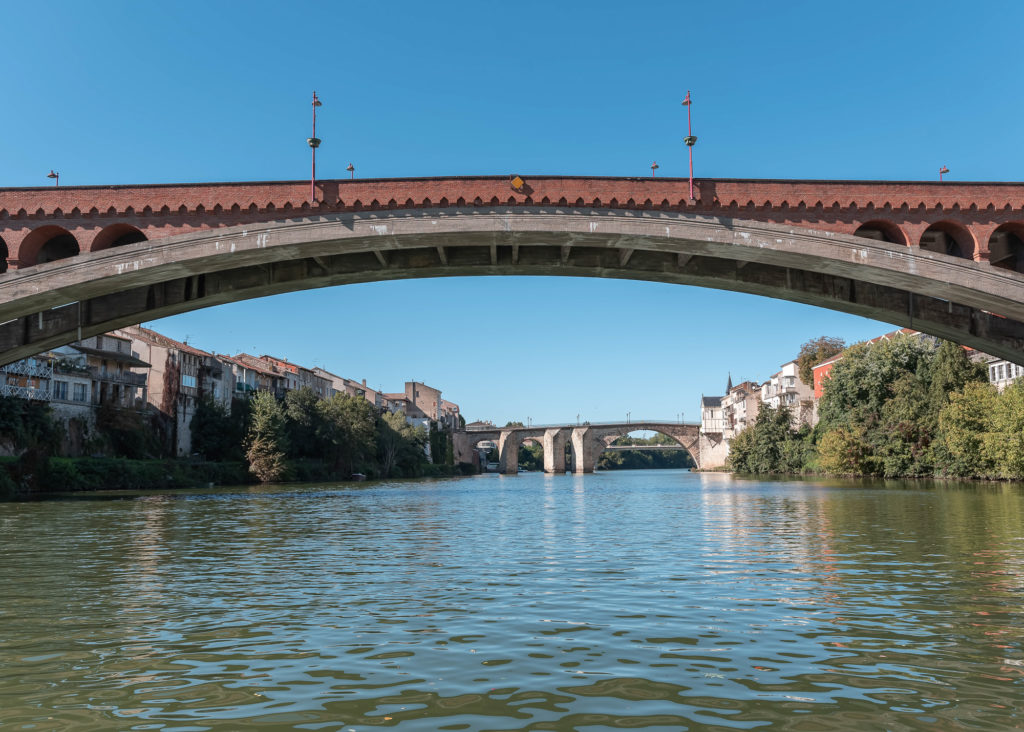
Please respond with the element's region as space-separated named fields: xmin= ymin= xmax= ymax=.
xmin=92 ymin=369 xmax=147 ymax=387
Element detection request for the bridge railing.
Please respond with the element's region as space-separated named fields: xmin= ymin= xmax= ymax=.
xmin=463 ymin=419 xmax=700 ymax=431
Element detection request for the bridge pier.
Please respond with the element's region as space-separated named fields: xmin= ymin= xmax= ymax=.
xmin=543 ymin=428 xmax=569 ymax=473
xmin=497 ymin=429 xmax=521 ymax=475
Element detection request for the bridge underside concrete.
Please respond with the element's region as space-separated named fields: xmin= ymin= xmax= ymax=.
xmin=1 ymin=208 xmax=1023 ymax=366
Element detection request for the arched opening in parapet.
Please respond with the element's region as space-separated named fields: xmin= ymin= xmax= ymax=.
xmin=0 ymin=236 xmax=7 ymax=273
xmin=91 ymin=223 xmax=148 ymax=252
xmin=988 ymin=223 xmax=1024 ymax=273
xmin=22 ymin=226 xmax=81 ymax=266
xmin=854 ymin=220 xmax=908 ymax=246
xmin=919 ymin=221 xmax=974 ymax=260
xmin=597 ymin=429 xmax=695 ymax=472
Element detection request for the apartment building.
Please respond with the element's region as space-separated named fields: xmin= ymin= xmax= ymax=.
xmin=119 ymin=326 xmax=232 ymax=456
xmin=761 ymin=360 xmax=815 ymax=428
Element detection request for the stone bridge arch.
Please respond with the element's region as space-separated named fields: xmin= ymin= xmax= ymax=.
xmin=1 ymin=206 xmax=1024 ymax=366
xmin=576 ymin=423 xmax=702 ymax=474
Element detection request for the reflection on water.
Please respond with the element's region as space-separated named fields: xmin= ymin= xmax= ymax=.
xmin=2 ymin=470 xmax=1024 ymax=729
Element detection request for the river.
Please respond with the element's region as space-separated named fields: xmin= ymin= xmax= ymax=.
xmin=1 ymin=469 xmax=1022 ymax=730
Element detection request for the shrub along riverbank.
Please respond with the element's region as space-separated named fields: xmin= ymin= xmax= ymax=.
xmin=0 ymin=386 xmax=462 ymax=495
xmin=728 ymin=337 xmax=1024 ymax=480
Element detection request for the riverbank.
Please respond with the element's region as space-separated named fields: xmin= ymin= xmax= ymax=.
xmin=0 ymin=456 xmax=466 ymax=496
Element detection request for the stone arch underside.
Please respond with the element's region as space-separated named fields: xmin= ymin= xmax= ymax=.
xmin=588 ymin=424 xmax=701 ymax=473
xmin=2 ymin=207 xmax=1024 ymax=367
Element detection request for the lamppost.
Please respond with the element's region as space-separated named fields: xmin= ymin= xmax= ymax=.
xmin=308 ymin=91 xmax=322 ymax=203
xmin=682 ymin=91 xmax=697 ymax=201
xmin=346 ymin=162 xmax=354 ymax=179
xmin=651 ymin=161 xmax=659 ymax=177
xmin=47 ymin=170 xmax=59 ymax=187
xmin=939 ymin=165 xmax=949 ymax=182
xmin=626 ymin=411 xmax=631 ymax=424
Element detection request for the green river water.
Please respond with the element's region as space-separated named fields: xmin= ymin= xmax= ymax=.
xmin=1 ymin=469 xmax=1023 ymax=730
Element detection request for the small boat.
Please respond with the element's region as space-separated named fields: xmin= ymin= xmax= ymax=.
xmin=351 ymin=473 xmax=367 ymax=481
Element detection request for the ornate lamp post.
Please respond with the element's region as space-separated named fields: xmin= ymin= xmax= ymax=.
xmin=308 ymin=92 xmax=322 ymax=203
xmin=682 ymin=91 xmax=697 ymax=200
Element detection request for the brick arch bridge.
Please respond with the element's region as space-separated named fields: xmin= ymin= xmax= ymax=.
xmin=455 ymin=422 xmax=703 ymax=473
xmin=1 ymin=175 xmax=1024 ymax=366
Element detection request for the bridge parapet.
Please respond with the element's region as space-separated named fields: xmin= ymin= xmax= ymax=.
xmin=3 ymin=176 xmax=1024 ymax=269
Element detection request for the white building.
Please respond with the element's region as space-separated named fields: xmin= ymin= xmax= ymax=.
xmin=760 ymin=360 xmax=815 ymax=428
xmin=985 ymin=356 xmax=1024 ymax=392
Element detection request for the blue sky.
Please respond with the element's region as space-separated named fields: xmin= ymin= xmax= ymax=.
xmin=4 ymin=1 xmax=1022 ymax=423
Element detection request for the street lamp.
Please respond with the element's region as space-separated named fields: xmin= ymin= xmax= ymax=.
xmin=682 ymin=91 xmax=697 ymax=201
xmin=939 ymin=165 xmax=949 ymax=182
xmin=308 ymin=91 xmax=323 ymax=203
xmin=47 ymin=170 xmax=59 ymax=187
xmin=346 ymin=162 xmax=354 ymax=179
xmin=651 ymin=161 xmax=659 ymax=177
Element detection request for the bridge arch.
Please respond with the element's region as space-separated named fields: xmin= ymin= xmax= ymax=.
xmin=2 ymin=208 xmax=1024 ymax=367
xmin=589 ymin=426 xmax=698 ymax=474
xmin=919 ymin=221 xmax=975 ymax=260
xmin=854 ymin=220 xmax=908 ymax=246
xmin=21 ymin=225 xmax=80 ymax=266
xmin=90 ymin=223 xmax=148 ymax=252
xmin=989 ymin=223 xmax=1024 ymax=273
xmin=0 ymin=235 xmax=7 ymax=274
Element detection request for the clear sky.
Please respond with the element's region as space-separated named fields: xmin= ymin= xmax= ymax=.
xmin=4 ymin=1 xmax=1022 ymax=424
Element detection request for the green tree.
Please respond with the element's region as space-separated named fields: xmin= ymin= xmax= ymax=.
xmin=727 ymin=405 xmax=806 ymax=474
xmin=284 ymin=387 xmax=325 ymax=459
xmin=927 ymin=341 xmax=987 ymax=415
xmin=816 ymin=335 xmax=934 ymax=434
xmin=377 ymin=411 xmax=427 ymax=477
xmin=190 ymin=397 xmax=246 ymax=461
xmin=983 ymin=380 xmax=1024 ymax=479
xmin=796 ymin=335 xmax=846 ymax=386
xmin=246 ymin=391 xmax=288 ymax=482
xmin=318 ymin=393 xmax=377 ymax=476
xmin=939 ymin=381 xmax=997 ymax=478
xmin=817 ymin=426 xmax=871 ymax=475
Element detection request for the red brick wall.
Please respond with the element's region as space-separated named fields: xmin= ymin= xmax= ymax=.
xmin=2 ymin=176 xmax=1022 ymax=268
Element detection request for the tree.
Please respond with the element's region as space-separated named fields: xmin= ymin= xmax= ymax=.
xmin=796 ymin=336 xmax=845 ymax=386
xmin=939 ymin=381 xmax=997 ymax=478
xmin=816 ymin=335 xmax=934 ymax=434
xmin=983 ymin=380 xmax=1024 ymax=479
xmin=318 ymin=394 xmax=376 ymax=476
xmin=246 ymin=391 xmax=288 ymax=482
xmin=190 ymin=397 xmax=245 ymax=461
xmin=817 ymin=426 xmax=871 ymax=475
xmin=284 ymin=387 xmax=325 ymax=459
xmin=927 ymin=340 xmax=987 ymax=418
xmin=377 ymin=411 xmax=427 ymax=478
xmin=727 ymin=405 xmax=806 ymax=474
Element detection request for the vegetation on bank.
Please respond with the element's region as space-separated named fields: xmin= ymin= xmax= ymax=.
xmin=728 ymin=336 xmax=1024 ymax=480
xmin=0 ymin=386 xmax=457 ymax=495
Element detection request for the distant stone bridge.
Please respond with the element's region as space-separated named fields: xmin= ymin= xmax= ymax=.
xmin=2 ymin=175 xmax=1024 ymax=366
xmin=453 ymin=421 xmax=719 ymax=474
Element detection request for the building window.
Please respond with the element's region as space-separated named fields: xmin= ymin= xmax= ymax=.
xmin=182 ymin=374 xmax=197 ymax=389
xmin=73 ymin=383 xmax=87 ymax=402
xmin=53 ymin=381 xmax=68 ymax=400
